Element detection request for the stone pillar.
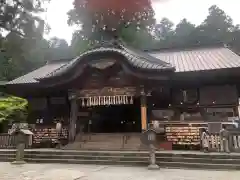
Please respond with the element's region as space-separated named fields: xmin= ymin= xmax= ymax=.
xmin=148 ymin=143 xmax=159 ymax=170
xmin=12 ymin=133 xmax=26 ymax=165
xmin=68 ymin=92 xmax=78 ymax=142
xmin=140 ymin=91 xmax=147 ymax=131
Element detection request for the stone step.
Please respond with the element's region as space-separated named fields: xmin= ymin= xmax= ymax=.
xmin=3 ymin=149 xmax=240 ymax=159
xmin=76 ymin=133 xmax=141 ymax=142
xmin=63 ymin=143 xmax=84 ymax=150
xmin=1 ymin=156 xmax=240 ymax=170
xmin=2 ymin=150 xmax=240 ymax=170
xmin=156 ymin=152 xmax=240 ymax=159
xmin=82 ymin=145 xmax=122 ymax=149
xmin=82 ymin=143 xmax=121 ymax=146
xmin=81 ymin=146 xmax=123 ymax=150
xmin=78 ymin=140 xmax=123 ymax=143
xmin=123 ymin=144 xmax=141 ymax=147
xmin=85 ymin=141 xmax=122 ymax=144
xmin=66 ymin=133 xmax=142 ymax=150
xmin=2 ymin=152 xmax=240 ymax=165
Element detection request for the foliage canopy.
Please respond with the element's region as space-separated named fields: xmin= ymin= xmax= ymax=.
xmin=0 ymin=96 xmax=28 ymax=123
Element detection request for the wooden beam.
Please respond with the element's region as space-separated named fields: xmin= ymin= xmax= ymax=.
xmin=68 ymin=92 xmax=78 ymax=142
xmin=141 ymin=92 xmax=147 ymax=131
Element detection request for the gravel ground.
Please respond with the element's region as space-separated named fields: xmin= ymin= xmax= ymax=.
xmin=0 ymin=162 xmax=240 ymax=180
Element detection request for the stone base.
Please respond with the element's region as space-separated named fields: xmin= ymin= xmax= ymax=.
xmin=11 ymin=160 xmax=26 ymax=165
xmin=148 ymin=164 xmax=159 ymax=170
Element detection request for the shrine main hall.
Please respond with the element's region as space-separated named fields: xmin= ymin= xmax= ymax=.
xmin=5 ymin=41 xmax=240 ymax=150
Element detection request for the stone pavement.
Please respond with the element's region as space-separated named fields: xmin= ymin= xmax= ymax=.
xmin=0 ymin=162 xmax=240 ymax=180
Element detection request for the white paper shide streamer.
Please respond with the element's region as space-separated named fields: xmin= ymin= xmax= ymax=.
xmin=79 ymin=95 xmax=134 ymax=107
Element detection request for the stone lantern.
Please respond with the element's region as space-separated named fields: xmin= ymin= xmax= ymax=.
xmin=141 ymin=128 xmax=159 ymax=170
xmin=9 ymin=123 xmax=33 ymax=165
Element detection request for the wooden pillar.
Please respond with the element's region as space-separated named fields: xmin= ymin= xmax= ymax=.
xmin=68 ymin=92 xmax=77 ymax=142
xmin=140 ymin=91 xmax=147 ymax=131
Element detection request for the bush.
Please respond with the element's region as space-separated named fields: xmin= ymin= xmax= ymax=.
xmin=0 ymin=96 xmax=27 ymax=123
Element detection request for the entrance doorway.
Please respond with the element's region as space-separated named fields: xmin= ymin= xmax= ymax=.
xmin=78 ymin=98 xmax=141 ymax=133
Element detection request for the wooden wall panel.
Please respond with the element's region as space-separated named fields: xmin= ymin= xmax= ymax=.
xmin=199 ymin=85 xmax=238 ymax=105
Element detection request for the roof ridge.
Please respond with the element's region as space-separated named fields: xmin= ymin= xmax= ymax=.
xmin=46 ymin=57 xmax=74 ymax=64
xmin=147 ymin=44 xmax=226 ymax=53
xmin=119 ymin=44 xmax=173 ymax=68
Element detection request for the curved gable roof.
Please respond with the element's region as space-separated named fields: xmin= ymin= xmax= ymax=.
xmin=39 ymin=41 xmax=174 ymax=80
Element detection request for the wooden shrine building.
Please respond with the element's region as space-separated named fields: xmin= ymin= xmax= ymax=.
xmin=5 ymin=41 xmax=240 ymax=150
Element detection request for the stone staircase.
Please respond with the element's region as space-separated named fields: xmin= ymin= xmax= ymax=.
xmin=122 ymin=134 xmax=144 ymax=150
xmin=2 ymin=149 xmax=240 ymax=170
xmin=63 ymin=133 xmax=142 ymax=150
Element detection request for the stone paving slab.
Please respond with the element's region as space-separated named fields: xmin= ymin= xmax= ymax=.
xmin=0 ymin=162 xmax=240 ymax=180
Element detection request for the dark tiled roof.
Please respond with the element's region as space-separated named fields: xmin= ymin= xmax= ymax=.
xmin=42 ymin=45 xmax=174 ymax=79
xmin=6 ymin=46 xmax=240 ymax=85
xmin=150 ymin=47 xmax=240 ymax=72
xmin=7 ymin=61 xmax=67 ymax=85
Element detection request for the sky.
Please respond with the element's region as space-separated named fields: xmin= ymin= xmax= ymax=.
xmin=43 ymin=0 xmax=240 ymax=44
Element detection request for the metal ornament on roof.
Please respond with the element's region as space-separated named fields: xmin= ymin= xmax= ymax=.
xmin=79 ymin=95 xmax=134 ymax=107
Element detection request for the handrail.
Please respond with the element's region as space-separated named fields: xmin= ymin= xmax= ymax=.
xmin=207 ymin=133 xmax=240 ymax=152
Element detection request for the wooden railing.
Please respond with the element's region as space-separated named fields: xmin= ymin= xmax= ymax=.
xmin=0 ymin=134 xmax=16 ymax=148
xmin=208 ymin=133 xmax=240 ymax=152
xmin=0 ymin=133 xmax=32 ymax=149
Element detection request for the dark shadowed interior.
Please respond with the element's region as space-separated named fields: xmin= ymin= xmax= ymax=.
xmin=77 ymin=98 xmax=141 ymax=133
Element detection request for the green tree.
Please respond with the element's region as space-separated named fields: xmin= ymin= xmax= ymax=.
xmin=0 ymin=0 xmax=52 ymax=81
xmin=175 ymin=19 xmax=195 ymax=38
xmin=152 ymin=5 xmax=238 ymax=49
xmin=0 ymin=0 xmax=50 ymax=37
xmin=68 ymin=0 xmax=156 ymax=52
xmin=47 ymin=37 xmax=74 ymax=60
xmin=188 ymin=5 xmax=234 ymax=46
xmin=0 ymin=32 xmax=49 ymax=81
xmin=0 ymin=96 xmax=28 ymax=122
xmin=71 ymin=30 xmax=91 ymax=56
xmin=153 ymin=18 xmax=175 ymax=48
xmin=154 ymin=18 xmax=174 ymax=41
xmin=171 ymin=19 xmax=196 ymax=47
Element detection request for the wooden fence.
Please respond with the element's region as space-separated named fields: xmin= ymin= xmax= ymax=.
xmin=208 ymin=133 xmax=240 ymax=152
xmin=0 ymin=133 xmax=16 ymax=148
xmin=0 ymin=133 xmax=32 ymax=149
